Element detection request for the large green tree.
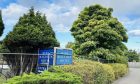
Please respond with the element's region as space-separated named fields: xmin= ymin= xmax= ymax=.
xmin=4 ymin=8 xmax=59 ymax=51
xmin=71 ymin=5 xmax=128 ymax=63
xmin=0 ymin=10 xmax=4 ymax=36
xmin=1 ymin=8 xmax=59 ymax=75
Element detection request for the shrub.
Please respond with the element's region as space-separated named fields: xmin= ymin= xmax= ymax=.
xmin=49 ymin=60 xmax=115 ymax=84
xmin=5 ymin=71 xmax=82 ymax=84
xmin=94 ymin=64 xmax=115 ymax=84
xmin=115 ymin=55 xmax=128 ymax=65
xmin=6 ymin=60 xmax=128 ymax=84
xmin=125 ymin=50 xmax=140 ymax=62
xmin=109 ymin=63 xmax=128 ymax=79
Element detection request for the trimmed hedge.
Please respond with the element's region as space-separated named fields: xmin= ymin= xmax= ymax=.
xmin=109 ymin=63 xmax=128 ymax=79
xmin=5 ymin=60 xmax=128 ymax=84
xmin=5 ymin=71 xmax=82 ymax=84
xmin=49 ymin=60 xmax=128 ymax=84
xmin=49 ymin=60 xmax=115 ymax=84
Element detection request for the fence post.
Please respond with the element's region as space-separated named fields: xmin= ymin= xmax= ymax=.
xmin=1 ymin=55 xmax=4 ymax=73
xmin=36 ymin=48 xmax=39 ymax=73
xmin=47 ymin=53 xmax=50 ymax=70
xmin=20 ymin=48 xmax=23 ymax=76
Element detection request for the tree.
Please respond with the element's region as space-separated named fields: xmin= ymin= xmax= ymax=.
xmin=71 ymin=4 xmax=128 ymax=63
xmin=0 ymin=10 xmax=4 ymax=36
xmin=1 ymin=7 xmax=59 ymax=75
xmin=125 ymin=50 xmax=140 ymax=62
xmin=65 ymin=42 xmax=74 ymax=49
xmin=0 ymin=10 xmax=4 ymax=65
xmin=65 ymin=42 xmax=79 ymax=59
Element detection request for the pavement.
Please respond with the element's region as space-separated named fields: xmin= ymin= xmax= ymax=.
xmin=113 ymin=62 xmax=140 ymax=84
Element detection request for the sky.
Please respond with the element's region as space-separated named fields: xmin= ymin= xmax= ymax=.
xmin=0 ymin=0 xmax=140 ymax=52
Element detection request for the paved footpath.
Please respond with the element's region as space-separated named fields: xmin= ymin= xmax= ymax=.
xmin=113 ymin=68 xmax=140 ymax=84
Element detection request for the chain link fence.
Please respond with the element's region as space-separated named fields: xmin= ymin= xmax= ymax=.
xmin=75 ymin=55 xmax=116 ymax=63
xmin=0 ymin=53 xmax=52 ymax=80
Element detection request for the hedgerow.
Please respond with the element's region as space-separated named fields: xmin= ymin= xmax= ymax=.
xmin=5 ymin=60 xmax=128 ymax=84
xmin=49 ymin=60 xmax=128 ymax=84
xmin=109 ymin=63 xmax=128 ymax=79
xmin=49 ymin=60 xmax=115 ymax=84
xmin=5 ymin=71 xmax=82 ymax=84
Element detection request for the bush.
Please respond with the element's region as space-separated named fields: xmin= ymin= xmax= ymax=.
xmin=125 ymin=50 xmax=140 ymax=62
xmin=49 ymin=60 xmax=115 ymax=84
xmin=109 ymin=63 xmax=128 ymax=79
xmin=6 ymin=60 xmax=128 ymax=84
xmin=115 ymin=55 xmax=128 ymax=65
xmin=5 ymin=71 xmax=82 ymax=84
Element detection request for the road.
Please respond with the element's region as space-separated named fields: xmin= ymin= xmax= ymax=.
xmin=113 ymin=62 xmax=140 ymax=84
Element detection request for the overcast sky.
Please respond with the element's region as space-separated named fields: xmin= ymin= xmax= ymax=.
xmin=0 ymin=0 xmax=140 ymax=51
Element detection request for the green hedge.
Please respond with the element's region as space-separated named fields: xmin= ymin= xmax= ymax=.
xmin=5 ymin=71 xmax=82 ymax=84
xmin=49 ymin=60 xmax=128 ymax=84
xmin=49 ymin=60 xmax=115 ymax=84
xmin=109 ymin=63 xmax=128 ymax=79
xmin=5 ymin=60 xmax=128 ymax=84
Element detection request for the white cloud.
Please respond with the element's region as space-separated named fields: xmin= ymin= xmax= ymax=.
xmin=40 ymin=4 xmax=80 ymax=33
xmin=109 ymin=0 xmax=140 ymax=16
xmin=0 ymin=3 xmax=28 ymax=40
xmin=128 ymin=30 xmax=140 ymax=37
xmin=0 ymin=2 xmax=80 ymax=38
xmin=1 ymin=3 xmax=28 ymax=29
xmin=117 ymin=17 xmax=140 ymax=33
xmin=3 ymin=0 xmax=140 ymax=34
xmin=72 ymin=0 xmax=110 ymax=8
xmin=62 ymin=7 xmax=80 ymax=16
xmin=0 ymin=1 xmax=80 ymax=38
xmin=16 ymin=0 xmax=50 ymax=9
xmin=2 ymin=3 xmax=28 ymax=20
xmin=1 ymin=0 xmax=140 ymax=49
xmin=2 ymin=0 xmax=140 ymax=33
xmin=54 ymin=24 xmax=70 ymax=33
xmin=73 ymin=0 xmax=140 ymax=16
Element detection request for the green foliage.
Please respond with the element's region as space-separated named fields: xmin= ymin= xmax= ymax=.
xmin=6 ymin=71 xmax=82 ymax=84
xmin=1 ymin=7 xmax=59 ymax=75
xmin=89 ymin=48 xmax=128 ymax=64
xmin=70 ymin=4 xmax=128 ymax=63
xmin=109 ymin=63 xmax=128 ymax=79
xmin=6 ymin=60 xmax=128 ymax=84
xmin=125 ymin=50 xmax=140 ymax=62
xmin=115 ymin=55 xmax=128 ymax=64
xmin=65 ymin=42 xmax=75 ymax=49
xmin=4 ymin=8 xmax=59 ymax=51
xmin=49 ymin=60 xmax=128 ymax=84
xmin=65 ymin=42 xmax=80 ymax=60
xmin=0 ymin=10 xmax=4 ymax=36
xmin=0 ymin=44 xmax=10 ymax=53
xmin=49 ymin=60 xmax=115 ymax=84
